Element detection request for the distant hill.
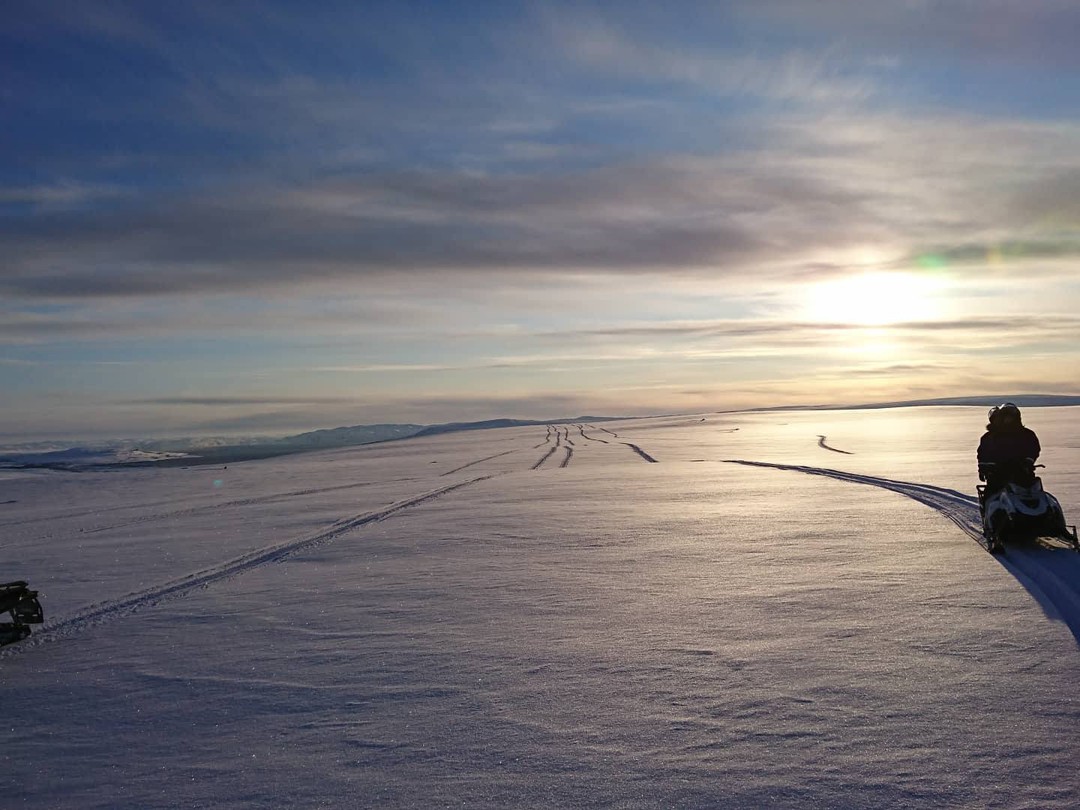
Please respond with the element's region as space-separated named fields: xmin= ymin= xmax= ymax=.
xmin=130 ymin=423 xmax=427 ymax=467
xmin=838 ymin=394 xmax=1080 ymax=410
xmin=0 ymin=416 xmax=625 ymax=470
xmin=266 ymin=423 xmax=425 ymax=449
xmin=741 ymin=394 xmax=1080 ymax=414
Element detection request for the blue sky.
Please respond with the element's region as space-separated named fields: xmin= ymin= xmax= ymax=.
xmin=3 ymin=1 xmax=1079 ymax=440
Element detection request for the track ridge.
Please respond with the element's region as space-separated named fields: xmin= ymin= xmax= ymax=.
xmin=3 ymin=475 xmax=494 ymax=654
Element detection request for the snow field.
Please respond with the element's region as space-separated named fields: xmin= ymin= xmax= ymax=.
xmin=3 ymin=408 xmax=1080 ymax=808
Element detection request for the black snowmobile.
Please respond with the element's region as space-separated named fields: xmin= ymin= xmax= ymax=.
xmin=977 ymin=461 xmax=1079 ymax=553
xmin=0 ymin=581 xmax=44 ymax=648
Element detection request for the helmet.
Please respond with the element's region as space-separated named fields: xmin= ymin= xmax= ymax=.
xmin=988 ymin=402 xmax=1022 ymax=427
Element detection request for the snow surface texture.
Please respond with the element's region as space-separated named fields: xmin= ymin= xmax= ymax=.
xmin=3 ymin=407 xmax=1079 ymax=809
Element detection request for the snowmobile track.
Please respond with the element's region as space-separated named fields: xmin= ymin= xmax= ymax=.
xmin=724 ymin=460 xmax=987 ymax=543
xmin=817 ymin=435 xmax=854 ymax=455
xmin=623 ymin=443 xmax=658 ymax=463
xmin=2 ymin=477 xmax=436 ymax=535
xmin=533 ymin=426 xmax=556 ymax=449
xmin=725 ymin=459 xmax=1080 ymax=644
xmin=532 ymin=447 xmax=559 ymax=470
xmin=0 ymin=491 xmax=252 ymax=529
xmin=440 ymin=449 xmax=520 ymax=476
xmin=1 ymin=475 xmax=495 ymax=655
xmin=75 ymin=479 xmax=408 ymax=536
xmin=576 ymin=425 xmax=609 ymax=444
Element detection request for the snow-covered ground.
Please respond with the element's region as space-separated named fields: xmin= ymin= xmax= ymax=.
xmin=3 ymin=406 xmax=1079 ymax=809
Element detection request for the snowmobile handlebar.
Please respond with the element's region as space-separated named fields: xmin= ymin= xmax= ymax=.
xmin=978 ymin=459 xmax=1040 ymax=481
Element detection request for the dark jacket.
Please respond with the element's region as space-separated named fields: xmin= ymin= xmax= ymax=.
xmin=977 ymin=426 xmax=1040 ymax=467
xmin=977 ymin=426 xmax=1040 ymax=490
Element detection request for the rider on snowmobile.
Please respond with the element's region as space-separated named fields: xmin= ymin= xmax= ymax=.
xmin=977 ymin=403 xmax=1041 ymax=495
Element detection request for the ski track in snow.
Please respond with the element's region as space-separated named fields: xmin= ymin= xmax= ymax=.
xmin=0 ymin=491 xmax=240 ymax=529
xmin=623 ymin=443 xmax=659 ymax=463
xmin=531 ymin=446 xmax=559 ymax=470
xmin=440 ymin=449 xmax=520 ymax=476
xmin=76 ymin=479 xmax=411 ymax=536
xmin=2 ymin=476 xmax=449 ymax=533
xmin=817 ymin=435 xmax=854 ymax=455
xmin=725 ymin=459 xmax=1080 ymax=643
xmin=576 ymin=425 xmax=609 ymax=444
xmin=2 ymin=475 xmax=494 ymax=655
xmin=533 ymin=426 xmax=555 ymax=449
xmin=402 ymin=425 xmax=654 ymax=477
xmin=1 ymin=503 xmax=156 ymax=529
xmin=445 ymin=426 xmax=656 ymax=470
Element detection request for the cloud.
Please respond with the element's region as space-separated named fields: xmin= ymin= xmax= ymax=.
xmin=738 ymin=1 xmax=1080 ymax=70
xmin=128 ymin=396 xmax=363 ymax=407
xmin=6 ymin=111 xmax=1076 ymax=304
xmin=0 ymin=164 xmax=804 ymax=298
xmin=544 ymin=7 xmax=877 ymax=104
xmin=6 ymin=6 xmax=1078 ymax=312
xmin=0 ymin=183 xmax=122 ymax=210
xmin=839 ymin=362 xmax=954 ymax=378
xmin=539 ymin=314 xmax=1080 ymax=341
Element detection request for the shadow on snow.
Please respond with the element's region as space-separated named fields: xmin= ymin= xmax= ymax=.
xmin=725 ymin=459 xmax=1080 ymax=645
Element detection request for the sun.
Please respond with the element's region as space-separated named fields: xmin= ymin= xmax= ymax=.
xmin=800 ymin=271 xmax=941 ymax=326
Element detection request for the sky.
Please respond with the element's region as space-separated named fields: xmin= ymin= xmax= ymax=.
xmin=2 ymin=1 xmax=1079 ymax=441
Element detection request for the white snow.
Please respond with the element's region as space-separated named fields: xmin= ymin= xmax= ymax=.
xmin=2 ymin=406 xmax=1079 ymax=808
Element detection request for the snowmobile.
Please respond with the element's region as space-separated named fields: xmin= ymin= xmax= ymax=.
xmin=977 ymin=461 xmax=1079 ymax=554
xmin=0 ymin=581 xmax=44 ymax=648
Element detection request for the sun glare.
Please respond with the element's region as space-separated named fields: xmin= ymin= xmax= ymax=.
xmin=801 ymin=271 xmax=941 ymax=326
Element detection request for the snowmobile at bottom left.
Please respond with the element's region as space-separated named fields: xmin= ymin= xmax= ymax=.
xmin=0 ymin=581 xmax=44 ymax=648
xmin=977 ymin=461 xmax=1079 ymax=554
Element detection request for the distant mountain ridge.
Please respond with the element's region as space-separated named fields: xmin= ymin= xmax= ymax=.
xmin=856 ymin=394 xmax=1080 ymax=408
xmin=747 ymin=394 xmax=1080 ymax=412
xmin=6 ymin=397 xmax=1077 ymax=471
xmin=0 ymin=416 xmax=624 ymax=470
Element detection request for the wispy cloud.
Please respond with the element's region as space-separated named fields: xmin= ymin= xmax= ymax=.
xmin=4 ymin=110 xmax=1078 ymax=306
xmin=0 ymin=182 xmax=122 ymax=210
xmin=544 ymin=8 xmax=878 ymax=104
xmin=738 ymin=1 xmax=1080 ymax=70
